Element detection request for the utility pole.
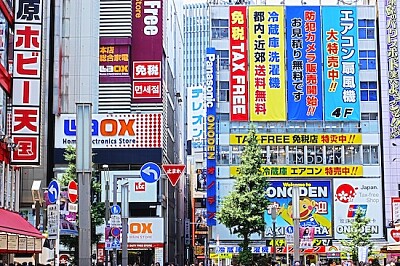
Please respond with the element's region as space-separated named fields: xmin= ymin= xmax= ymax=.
xmin=103 ymin=165 xmax=110 ymax=266
xmin=292 ymin=185 xmax=300 ymax=264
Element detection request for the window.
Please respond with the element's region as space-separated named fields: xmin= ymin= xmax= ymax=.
xmin=360 ymin=81 xmax=377 ymax=101
xmin=344 ymin=146 xmax=361 ymax=164
xmin=359 ymin=50 xmax=376 ymax=70
xmin=219 ymin=81 xmax=229 ymax=102
xmin=211 ymin=19 xmax=229 ymax=40
xmin=232 ymin=146 xmax=244 ymax=165
xmin=288 ymin=146 xmax=305 ymax=164
xmin=216 ymin=50 xmax=229 ymax=70
xmin=361 ymin=112 xmax=378 ymax=120
xmin=307 ymin=146 xmax=324 ymax=164
xmin=326 ymin=146 xmax=342 ymax=164
xmin=363 ymin=145 xmax=379 ymax=164
xmin=217 ymin=146 xmax=229 ymax=165
xmin=358 ymin=19 xmax=375 ymax=39
xmin=270 ymin=146 xmax=286 ymax=164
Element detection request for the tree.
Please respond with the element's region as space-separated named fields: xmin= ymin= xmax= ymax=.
xmin=216 ymin=125 xmax=270 ymax=266
xmin=340 ymin=207 xmax=374 ymax=265
xmin=59 ymin=145 xmax=105 ymax=264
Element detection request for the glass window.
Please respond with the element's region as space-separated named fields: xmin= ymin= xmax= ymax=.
xmin=217 ymin=146 xmax=229 ymax=165
xmin=288 ymin=146 xmax=305 ymax=164
xmin=219 ymin=81 xmax=229 ymax=102
xmin=358 ymin=19 xmax=375 ymax=39
xmin=359 ymin=50 xmax=376 ymax=70
xmin=363 ymin=145 xmax=379 ymax=164
xmin=360 ymin=81 xmax=378 ymax=101
xmin=326 ymin=146 xmax=342 ymax=164
xmin=211 ymin=19 xmax=229 ymax=40
xmin=307 ymin=146 xmax=324 ymax=164
xmin=232 ymin=146 xmax=244 ymax=165
xmin=216 ymin=50 xmax=229 ymax=70
xmin=270 ymin=146 xmax=286 ymax=164
xmin=344 ymin=146 xmax=361 ymax=164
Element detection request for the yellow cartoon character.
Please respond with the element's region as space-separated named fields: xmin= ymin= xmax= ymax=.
xmin=277 ymin=196 xmax=331 ymax=235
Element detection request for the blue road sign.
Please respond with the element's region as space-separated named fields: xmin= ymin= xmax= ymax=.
xmin=111 ymin=238 xmax=121 ymax=249
xmin=48 ymin=180 xmax=60 ymax=204
xmin=286 ymin=225 xmax=294 ymax=234
xmin=111 ymin=227 xmax=121 ymax=237
xmin=140 ymin=162 xmax=161 ymax=183
xmin=110 ymin=205 xmax=121 ymax=215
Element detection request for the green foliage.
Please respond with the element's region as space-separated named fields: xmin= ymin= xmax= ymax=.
xmin=340 ymin=207 xmax=374 ymax=263
xmin=217 ymin=125 xmax=270 ymax=266
xmin=59 ymin=145 xmax=105 ymax=264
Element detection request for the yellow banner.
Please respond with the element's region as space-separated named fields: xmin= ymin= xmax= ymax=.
xmin=230 ymin=133 xmax=362 ymax=145
xmin=230 ymin=165 xmax=363 ymax=177
xmin=210 ymin=253 xmax=233 ymax=259
xmin=248 ymin=6 xmax=286 ymax=121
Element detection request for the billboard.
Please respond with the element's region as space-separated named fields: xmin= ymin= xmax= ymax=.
xmin=206 ymin=47 xmax=217 ymax=226
xmin=127 ymin=217 xmax=163 ymax=243
xmin=12 ymin=0 xmax=44 ymax=165
xmin=322 ymin=6 xmax=360 ymax=121
xmin=386 ymin=0 xmax=400 ymax=138
xmin=99 ymin=37 xmax=130 ymax=83
xmin=333 ymin=178 xmax=383 ymax=238
xmin=286 ymin=6 xmax=323 ymax=120
xmin=229 ymin=5 xmax=249 ymax=121
xmin=249 ymin=6 xmax=286 ymax=121
xmin=264 ymin=180 xmax=332 ymax=237
xmin=132 ymin=0 xmax=162 ymax=103
xmin=54 ymin=113 xmax=162 ymax=149
xmin=187 ymin=86 xmax=205 ymax=153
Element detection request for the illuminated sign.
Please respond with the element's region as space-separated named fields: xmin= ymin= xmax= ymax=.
xmin=230 ymin=133 xmax=362 ymax=145
xmin=55 ymin=113 xmax=162 ymax=148
xmin=12 ymin=0 xmax=44 ymax=165
xmin=230 ymin=165 xmax=363 ymax=177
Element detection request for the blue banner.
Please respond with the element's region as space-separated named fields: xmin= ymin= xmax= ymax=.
xmin=322 ymin=6 xmax=360 ymax=121
xmin=286 ymin=6 xmax=323 ymax=120
xmin=264 ymin=180 xmax=332 ymax=237
xmin=205 ymin=47 xmax=217 ymax=226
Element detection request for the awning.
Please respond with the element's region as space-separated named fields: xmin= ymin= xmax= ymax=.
xmin=0 ymin=208 xmax=44 ymax=238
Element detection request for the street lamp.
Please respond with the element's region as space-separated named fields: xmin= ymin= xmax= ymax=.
xmin=31 ymin=180 xmax=42 ymax=265
xmin=292 ymin=185 xmax=300 ymax=264
xmin=103 ymin=164 xmax=110 ymax=266
xmin=271 ymin=206 xmax=277 ymax=264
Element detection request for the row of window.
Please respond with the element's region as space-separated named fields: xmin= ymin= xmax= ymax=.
xmin=211 ymin=19 xmax=375 ymax=40
xmin=217 ymin=145 xmax=379 ymax=165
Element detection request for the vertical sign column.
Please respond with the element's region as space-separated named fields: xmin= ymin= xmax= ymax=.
xmin=322 ymin=7 xmax=359 ymax=121
xmin=205 ymin=47 xmax=217 ymax=226
xmin=12 ymin=0 xmax=44 ymax=165
xmin=229 ymin=6 xmax=248 ymax=121
xmin=386 ymin=0 xmax=400 ymax=138
xmin=286 ymin=6 xmax=323 ymax=120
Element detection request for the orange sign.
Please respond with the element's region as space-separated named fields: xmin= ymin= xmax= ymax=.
xmin=162 ymin=164 xmax=186 ymax=186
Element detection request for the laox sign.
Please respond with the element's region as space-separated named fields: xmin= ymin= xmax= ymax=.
xmin=64 ymin=118 xmax=135 ymax=136
xmin=130 ymin=222 xmax=152 ymax=234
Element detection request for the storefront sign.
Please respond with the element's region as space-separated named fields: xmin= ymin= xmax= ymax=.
xmin=18 ymin=237 xmax=26 ymax=251
xmin=8 ymin=235 xmax=18 ymax=251
xmin=12 ymin=0 xmax=44 ymax=164
xmin=0 ymin=234 xmax=6 ymax=251
xmin=187 ymin=86 xmax=205 ymax=153
xmin=99 ymin=38 xmax=130 ymax=83
xmin=55 ymin=113 xmax=162 ymax=149
xmin=127 ymin=217 xmax=163 ymax=243
xmin=26 ymin=237 xmax=34 ymax=252
xmin=333 ymin=178 xmax=383 ymax=238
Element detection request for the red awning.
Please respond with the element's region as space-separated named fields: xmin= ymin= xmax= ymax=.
xmin=0 ymin=208 xmax=44 ymax=238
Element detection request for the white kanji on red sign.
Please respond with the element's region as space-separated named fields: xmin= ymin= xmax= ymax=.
xmin=162 ymin=164 xmax=186 ymax=186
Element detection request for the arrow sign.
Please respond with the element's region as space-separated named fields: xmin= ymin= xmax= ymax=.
xmin=48 ymin=180 xmax=60 ymax=204
xmin=140 ymin=162 xmax=161 ymax=183
xmin=162 ymin=164 xmax=186 ymax=186
xmin=68 ymin=180 xmax=78 ymax=203
xmin=110 ymin=205 xmax=121 ymax=215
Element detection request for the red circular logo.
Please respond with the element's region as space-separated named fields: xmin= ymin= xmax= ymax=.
xmin=335 ymin=183 xmax=357 ymax=203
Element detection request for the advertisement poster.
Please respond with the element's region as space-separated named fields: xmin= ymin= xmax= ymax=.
xmin=333 ymin=178 xmax=383 ymax=238
xmin=286 ymin=6 xmax=323 ymax=120
xmin=99 ymin=37 xmax=130 ymax=83
xmin=322 ymin=6 xmax=360 ymax=121
xmin=264 ymin=180 xmax=332 ymax=237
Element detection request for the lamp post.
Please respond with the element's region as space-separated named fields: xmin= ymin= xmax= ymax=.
xmin=31 ymin=180 xmax=42 ymax=265
xmin=292 ymin=185 xmax=300 ymax=264
xmin=271 ymin=206 xmax=277 ymax=264
xmin=103 ymin=164 xmax=110 ymax=266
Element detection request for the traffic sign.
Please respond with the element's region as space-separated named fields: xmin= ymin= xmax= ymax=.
xmin=111 ymin=238 xmax=121 ymax=249
xmin=285 ymin=225 xmax=294 ymax=243
xmin=68 ymin=180 xmax=78 ymax=203
xmin=162 ymin=164 xmax=186 ymax=186
xmin=111 ymin=227 xmax=121 ymax=237
xmin=140 ymin=162 xmax=161 ymax=183
xmin=47 ymin=204 xmax=60 ymax=239
xmin=110 ymin=205 xmax=121 ymax=215
xmin=48 ymin=180 xmax=60 ymax=204
xmin=110 ymin=214 xmax=122 ymax=227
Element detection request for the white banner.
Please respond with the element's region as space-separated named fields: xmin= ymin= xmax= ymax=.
xmin=54 ymin=113 xmax=162 ymax=149
xmin=187 ymin=86 xmax=205 ymax=153
xmin=333 ymin=178 xmax=383 ymax=239
xmin=127 ymin=217 xmax=164 ymax=243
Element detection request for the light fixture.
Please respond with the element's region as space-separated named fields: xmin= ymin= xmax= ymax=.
xmin=393 ymin=143 xmax=397 ymax=147
xmin=31 ymin=180 xmax=42 ymax=205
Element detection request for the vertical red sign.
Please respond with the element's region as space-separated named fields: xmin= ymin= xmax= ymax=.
xmin=12 ymin=0 xmax=43 ymax=165
xmin=132 ymin=1 xmax=163 ymax=103
xmin=229 ymin=6 xmax=249 ymax=121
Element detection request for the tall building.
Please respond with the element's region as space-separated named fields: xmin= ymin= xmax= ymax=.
xmin=185 ymin=1 xmax=386 ymax=264
xmin=11 ymin=0 xmax=186 ymax=265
